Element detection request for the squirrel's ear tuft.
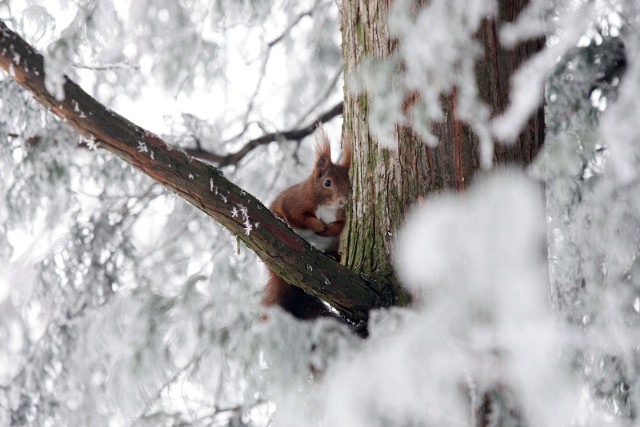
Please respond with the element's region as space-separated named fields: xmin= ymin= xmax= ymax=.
xmin=314 ymin=124 xmax=332 ymax=173
xmin=340 ymin=138 xmax=352 ymax=168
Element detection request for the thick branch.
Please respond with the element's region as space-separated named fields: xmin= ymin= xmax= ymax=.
xmin=0 ymin=20 xmax=385 ymax=322
xmin=183 ymin=101 xmax=344 ymax=166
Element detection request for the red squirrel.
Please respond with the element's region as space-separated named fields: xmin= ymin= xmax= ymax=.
xmin=264 ymin=127 xmax=351 ymax=320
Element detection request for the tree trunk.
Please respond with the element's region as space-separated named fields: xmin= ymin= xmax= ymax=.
xmin=341 ymin=0 xmax=544 ymax=299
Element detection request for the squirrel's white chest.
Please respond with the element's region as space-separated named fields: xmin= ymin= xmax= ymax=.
xmin=291 ymin=204 xmax=340 ymax=252
xmin=315 ymin=204 xmax=339 ymax=224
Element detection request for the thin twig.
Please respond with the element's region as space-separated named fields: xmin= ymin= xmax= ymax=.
xmin=72 ymin=61 xmax=139 ymax=71
xmin=134 ymin=350 xmax=209 ymax=425
xmin=225 ymin=3 xmax=319 ymax=145
xmin=293 ymin=67 xmax=343 ymax=128
xmin=183 ymin=101 xmax=343 ymax=167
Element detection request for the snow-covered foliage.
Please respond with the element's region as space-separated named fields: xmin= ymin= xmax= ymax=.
xmin=0 ymin=1 xmax=342 ymax=425
xmin=359 ymin=0 xmax=496 ymax=158
xmin=2 ymin=0 xmax=640 ymax=426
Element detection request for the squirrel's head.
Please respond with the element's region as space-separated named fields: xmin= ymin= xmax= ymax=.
xmin=312 ymin=126 xmax=351 ymax=206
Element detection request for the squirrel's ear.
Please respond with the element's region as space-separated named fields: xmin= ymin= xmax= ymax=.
xmin=315 ymin=163 xmax=327 ymax=179
xmin=340 ymin=139 xmax=352 ymax=168
xmin=314 ymin=153 xmax=329 ymax=179
xmin=314 ymin=125 xmax=332 ymax=177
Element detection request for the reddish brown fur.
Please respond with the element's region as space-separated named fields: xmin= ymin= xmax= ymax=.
xmin=264 ymin=127 xmax=351 ymax=319
xmin=339 ymin=136 xmax=352 ymax=172
xmin=263 ymin=272 xmax=336 ymax=319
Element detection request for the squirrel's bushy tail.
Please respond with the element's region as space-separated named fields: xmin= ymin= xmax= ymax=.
xmin=263 ymin=269 xmax=335 ymax=320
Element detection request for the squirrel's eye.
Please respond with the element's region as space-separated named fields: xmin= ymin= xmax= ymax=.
xmin=324 ymin=179 xmax=332 ymax=187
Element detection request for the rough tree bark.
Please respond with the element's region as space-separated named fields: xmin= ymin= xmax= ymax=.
xmin=341 ymin=0 xmax=544 ymax=298
xmin=341 ymin=0 xmax=545 ymax=425
xmin=0 ymin=20 xmax=389 ymax=324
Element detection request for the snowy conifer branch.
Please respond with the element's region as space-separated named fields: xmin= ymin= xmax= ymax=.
xmin=0 ymin=19 xmax=392 ymax=322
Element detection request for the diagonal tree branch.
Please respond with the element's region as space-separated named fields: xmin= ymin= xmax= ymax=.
xmin=0 ymin=20 xmax=402 ymax=322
